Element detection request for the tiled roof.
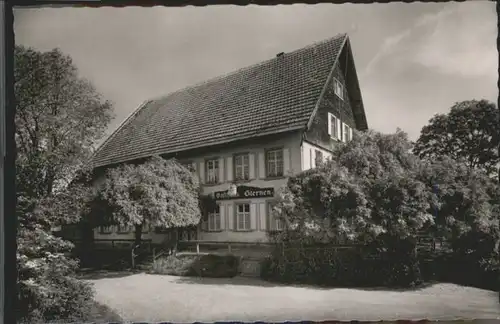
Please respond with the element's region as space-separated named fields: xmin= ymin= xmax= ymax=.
xmin=91 ymin=33 xmax=348 ymax=168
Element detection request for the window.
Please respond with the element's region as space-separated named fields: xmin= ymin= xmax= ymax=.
xmin=207 ymin=205 xmax=221 ymax=231
xmin=343 ymin=123 xmax=352 ymax=142
xmin=329 ymin=114 xmax=340 ymax=140
xmin=99 ymin=225 xmax=113 ymax=234
xmin=117 ymin=225 xmax=130 ymax=233
xmin=142 ymin=224 xmax=149 ymax=233
xmin=234 ymin=153 xmax=250 ymax=181
xmin=315 ymin=150 xmax=323 ymax=166
xmin=205 ymin=159 xmax=219 ymax=184
xmin=268 ymin=203 xmax=284 ymax=231
xmin=333 ymin=78 xmax=344 ymax=100
xmin=266 ymin=149 xmax=284 ymax=178
xmin=236 ymin=203 xmax=251 ymax=231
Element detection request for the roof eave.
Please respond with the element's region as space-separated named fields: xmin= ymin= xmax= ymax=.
xmin=343 ymin=37 xmax=369 ymax=131
xmin=90 ymin=125 xmax=305 ymax=169
xmin=89 ymin=99 xmax=152 ymax=166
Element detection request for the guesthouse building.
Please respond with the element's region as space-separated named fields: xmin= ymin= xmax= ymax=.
xmin=87 ymin=33 xmax=368 ymax=250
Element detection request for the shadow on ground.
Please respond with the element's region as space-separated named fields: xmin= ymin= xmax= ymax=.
xmin=171 ymin=275 xmax=440 ymax=292
xmin=77 ymin=269 xmax=141 ymax=280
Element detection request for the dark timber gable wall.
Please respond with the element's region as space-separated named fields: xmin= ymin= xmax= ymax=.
xmin=304 ymin=61 xmax=356 ymax=151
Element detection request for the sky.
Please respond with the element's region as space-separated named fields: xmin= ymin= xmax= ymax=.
xmin=13 ymin=2 xmax=497 ymax=142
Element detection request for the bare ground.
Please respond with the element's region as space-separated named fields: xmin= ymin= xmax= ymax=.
xmin=88 ymin=273 xmax=500 ymax=323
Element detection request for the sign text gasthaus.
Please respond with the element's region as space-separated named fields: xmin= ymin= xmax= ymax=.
xmin=214 ymin=186 xmax=275 ymax=200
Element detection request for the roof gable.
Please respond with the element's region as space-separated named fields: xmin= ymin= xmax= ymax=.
xmin=91 ymin=34 xmax=348 ymax=168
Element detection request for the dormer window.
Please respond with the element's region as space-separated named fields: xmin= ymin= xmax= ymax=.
xmin=333 ymin=78 xmax=344 ymax=100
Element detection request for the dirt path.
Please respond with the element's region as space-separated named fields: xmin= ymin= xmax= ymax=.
xmin=88 ymin=273 xmax=500 ymax=323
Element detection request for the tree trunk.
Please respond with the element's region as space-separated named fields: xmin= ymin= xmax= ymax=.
xmin=173 ymin=228 xmax=179 ymax=256
xmin=134 ymin=224 xmax=142 ymax=247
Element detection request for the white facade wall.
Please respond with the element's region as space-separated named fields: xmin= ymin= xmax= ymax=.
xmin=301 ymin=140 xmax=333 ymax=171
xmin=93 ymin=132 xmax=303 ymax=243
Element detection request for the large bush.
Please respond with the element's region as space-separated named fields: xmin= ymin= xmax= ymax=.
xmin=150 ymin=254 xmax=241 ymax=278
xmin=265 ymin=130 xmax=499 ymax=289
xmin=17 ymin=225 xmax=94 ymax=323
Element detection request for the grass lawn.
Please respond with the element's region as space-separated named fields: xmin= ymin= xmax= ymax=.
xmin=87 ymin=273 xmax=500 ymax=323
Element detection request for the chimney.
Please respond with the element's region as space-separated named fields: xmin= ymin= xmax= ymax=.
xmin=276 ymin=52 xmax=284 ymax=58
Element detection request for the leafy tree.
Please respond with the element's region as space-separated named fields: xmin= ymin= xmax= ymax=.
xmin=93 ymin=156 xmax=201 ymax=246
xmin=271 ymin=129 xmax=500 ymax=288
xmin=15 ymin=45 xmax=113 ymax=322
xmin=276 ymin=129 xmax=434 ymax=244
xmin=413 ymin=100 xmax=500 ymax=177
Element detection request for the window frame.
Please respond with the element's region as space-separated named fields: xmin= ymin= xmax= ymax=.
xmin=207 ymin=204 xmax=222 ymax=231
xmin=315 ymin=150 xmax=323 ymax=166
xmin=267 ymin=202 xmax=284 ymax=232
xmin=329 ymin=113 xmax=340 ymax=140
xmin=343 ymin=123 xmax=351 ymax=142
xmin=333 ymin=78 xmax=344 ymax=100
xmin=233 ymin=153 xmax=250 ymax=181
xmin=205 ymin=158 xmax=220 ymax=184
xmin=265 ymin=148 xmax=284 ymax=178
xmin=235 ymin=203 xmax=251 ymax=231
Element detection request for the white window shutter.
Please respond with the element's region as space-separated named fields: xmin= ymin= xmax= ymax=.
xmin=258 ymin=152 xmax=265 ymax=179
xmin=218 ymin=158 xmax=224 ymax=183
xmin=191 ymin=162 xmax=198 ymax=177
xmin=259 ymin=203 xmax=266 ymax=231
xmin=349 ymin=127 xmax=353 ymax=141
xmin=199 ymin=161 xmax=205 ymax=184
xmin=283 ymin=148 xmax=290 ymax=175
xmin=341 ymin=122 xmax=347 ymax=143
xmin=227 ymin=204 xmax=234 ymax=230
xmin=226 ymin=157 xmax=233 ymax=182
xmin=327 ymin=113 xmax=332 ymax=136
xmin=250 ymin=203 xmax=258 ymax=230
xmin=249 ymin=153 xmax=255 ymax=179
xmin=336 ymin=118 xmax=342 ymax=140
xmin=219 ymin=204 xmax=225 ymax=230
xmin=310 ymin=148 xmax=314 ymax=168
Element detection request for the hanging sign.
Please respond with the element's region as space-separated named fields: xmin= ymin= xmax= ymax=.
xmin=213 ymin=185 xmax=275 ymax=200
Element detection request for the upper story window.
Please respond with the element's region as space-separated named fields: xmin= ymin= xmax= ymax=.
xmin=266 ymin=149 xmax=284 ymax=178
xmin=333 ymin=78 xmax=344 ymax=100
xmin=205 ymin=159 xmax=219 ymax=184
xmin=343 ymin=123 xmax=353 ymax=142
xmin=328 ymin=113 xmax=340 ymax=140
xmin=207 ymin=205 xmax=221 ymax=231
xmin=141 ymin=224 xmax=149 ymax=233
xmin=234 ymin=153 xmax=250 ymax=181
xmin=315 ymin=150 xmax=323 ymax=166
xmin=236 ymin=203 xmax=251 ymax=231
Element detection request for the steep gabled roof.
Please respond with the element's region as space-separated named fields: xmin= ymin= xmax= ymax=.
xmin=90 ymin=33 xmax=350 ymax=168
